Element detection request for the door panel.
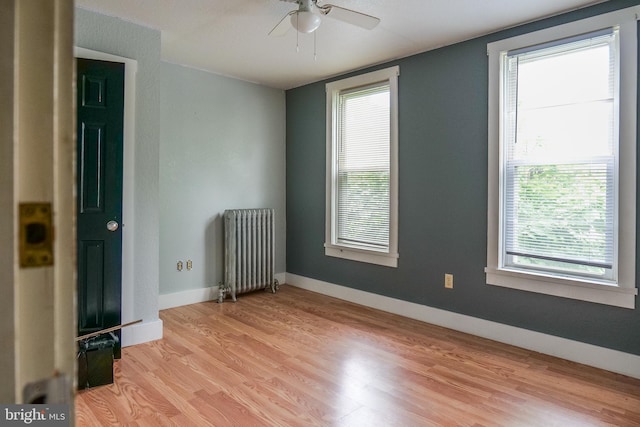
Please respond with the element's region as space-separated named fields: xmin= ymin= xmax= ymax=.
xmin=78 ymin=240 xmax=105 ymax=331
xmin=76 ymin=58 xmax=124 ymax=357
xmin=79 ymin=122 xmax=106 ymax=213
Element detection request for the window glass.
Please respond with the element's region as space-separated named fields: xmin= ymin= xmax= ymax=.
xmin=503 ymin=30 xmax=617 ymax=280
xmin=325 ymin=66 xmax=399 ymax=267
xmin=337 ymin=84 xmax=390 ymax=249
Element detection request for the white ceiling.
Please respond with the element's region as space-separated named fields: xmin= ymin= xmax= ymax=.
xmin=75 ymin=0 xmax=608 ymax=89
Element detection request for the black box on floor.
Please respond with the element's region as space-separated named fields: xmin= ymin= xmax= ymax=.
xmin=77 ymin=334 xmax=116 ymax=390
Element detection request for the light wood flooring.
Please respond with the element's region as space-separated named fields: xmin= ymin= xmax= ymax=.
xmin=76 ymin=285 xmax=640 ymax=426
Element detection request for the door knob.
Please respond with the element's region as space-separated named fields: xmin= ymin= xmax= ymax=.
xmin=106 ymin=220 xmax=119 ymax=232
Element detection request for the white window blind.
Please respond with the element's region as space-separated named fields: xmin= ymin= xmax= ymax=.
xmin=336 ymin=83 xmax=390 ymax=249
xmin=503 ymin=29 xmax=618 ymax=279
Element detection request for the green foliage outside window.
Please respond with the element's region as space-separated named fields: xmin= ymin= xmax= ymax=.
xmin=512 ymin=163 xmax=609 ymax=275
xmin=338 ymin=171 xmax=390 ymax=247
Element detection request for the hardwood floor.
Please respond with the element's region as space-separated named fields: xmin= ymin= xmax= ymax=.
xmin=76 ymin=285 xmax=640 ymax=426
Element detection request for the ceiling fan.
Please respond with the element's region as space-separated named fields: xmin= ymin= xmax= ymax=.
xmin=269 ymin=0 xmax=380 ymax=36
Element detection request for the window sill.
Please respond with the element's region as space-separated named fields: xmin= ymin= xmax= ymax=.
xmin=325 ymin=243 xmax=398 ymax=268
xmin=485 ymin=267 xmax=637 ymax=309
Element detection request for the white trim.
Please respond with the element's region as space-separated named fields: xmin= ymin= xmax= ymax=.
xmin=74 ymin=48 xmax=139 ymax=325
xmin=486 ymin=6 xmax=638 ymax=308
xmin=324 ymin=244 xmax=399 ymax=267
xmin=325 ymin=66 xmax=400 ymax=268
xmin=159 ymin=286 xmax=219 ymax=310
xmin=486 ymin=267 xmax=637 ymax=308
xmin=121 ymin=319 xmax=163 ymax=347
xmin=158 ymin=273 xmax=287 ymax=310
xmin=286 ymin=273 xmax=640 ymax=379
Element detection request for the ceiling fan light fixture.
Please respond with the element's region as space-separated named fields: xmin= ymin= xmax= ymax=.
xmin=290 ymin=10 xmax=321 ymax=33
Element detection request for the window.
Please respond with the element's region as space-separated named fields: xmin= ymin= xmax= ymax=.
xmin=486 ymin=7 xmax=638 ymax=308
xmin=325 ymin=66 xmax=399 ymax=267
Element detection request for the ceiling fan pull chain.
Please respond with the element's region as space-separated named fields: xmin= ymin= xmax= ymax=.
xmin=314 ymin=30 xmax=317 ymax=60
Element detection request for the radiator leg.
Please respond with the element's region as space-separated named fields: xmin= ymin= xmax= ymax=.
xmin=217 ymin=283 xmax=226 ymax=303
xmin=218 ymin=283 xmax=239 ymax=303
xmin=269 ymin=279 xmax=279 ymax=294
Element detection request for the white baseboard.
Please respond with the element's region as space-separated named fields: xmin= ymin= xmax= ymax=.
xmin=158 ymin=273 xmax=287 ymax=310
xmin=286 ymin=273 xmax=640 ymax=379
xmin=159 ymin=286 xmax=219 ymax=310
xmin=121 ymin=319 xmax=163 ymax=347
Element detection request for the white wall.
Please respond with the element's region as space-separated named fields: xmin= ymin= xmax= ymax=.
xmin=76 ymin=7 xmax=286 ymax=327
xmin=75 ymin=8 xmax=162 ymax=340
xmin=159 ymin=62 xmax=286 ymax=297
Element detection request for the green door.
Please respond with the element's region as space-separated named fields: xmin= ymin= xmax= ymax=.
xmin=76 ymin=58 xmax=125 ymax=357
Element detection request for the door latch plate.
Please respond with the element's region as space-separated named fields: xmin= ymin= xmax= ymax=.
xmin=19 ymin=202 xmax=54 ymax=268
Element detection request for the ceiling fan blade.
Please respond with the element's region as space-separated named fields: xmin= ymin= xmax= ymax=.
xmin=321 ymin=4 xmax=380 ymax=30
xmin=269 ymin=11 xmax=295 ymax=36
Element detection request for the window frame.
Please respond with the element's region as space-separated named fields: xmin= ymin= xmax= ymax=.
xmin=325 ymin=66 xmax=400 ymax=267
xmin=486 ymin=7 xmax=639 ymax=308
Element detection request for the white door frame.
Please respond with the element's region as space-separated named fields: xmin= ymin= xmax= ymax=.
xmin=0 ymin=0 xmax=75 ymax=403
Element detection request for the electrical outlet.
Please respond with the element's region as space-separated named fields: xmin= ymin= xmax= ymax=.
xmin=187 ymin=260 xmax=193 ymax=270
xmin=177 ymin=261 xmax=183 ymax=271
xmin=444 ymin=273 xmax=454 ymax=289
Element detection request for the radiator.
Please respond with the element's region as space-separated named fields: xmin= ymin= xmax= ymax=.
xmin=219 ymin=208 xmax=279 ymax=302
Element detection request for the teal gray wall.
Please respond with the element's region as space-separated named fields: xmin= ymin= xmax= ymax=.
xmin=75 ymin=8 xmax=161 ymax=326
xmin=159 ymin=62 xmax=286 ymax=295
xmin=286 ymin=0 xmax=640 ymax=356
